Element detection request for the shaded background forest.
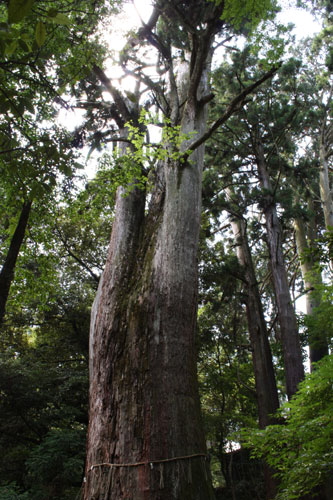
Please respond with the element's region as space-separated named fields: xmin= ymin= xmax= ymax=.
xmin=0 ymin=0 xmax=332 ymax=498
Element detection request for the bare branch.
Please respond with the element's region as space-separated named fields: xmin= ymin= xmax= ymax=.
xmin=55 ymin=223 xmax=100 ymax=283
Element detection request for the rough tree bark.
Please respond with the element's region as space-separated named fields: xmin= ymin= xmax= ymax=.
xmin=83 ymin=3 xmax=279 ymax=497
xmin=254 ymin=140 xmax=304 ymax=399
xmin=84 ymin=120 xmax=214 ymax=498
xmin=227 ymin=194 xmax=279 ymax=500
xmin=84 ymin=6 xmax=218 ymax=499
xmin=0 ymin=200 xmax=32 ymax=326
xmin=228 ymin=212 xmax=279 ymax=428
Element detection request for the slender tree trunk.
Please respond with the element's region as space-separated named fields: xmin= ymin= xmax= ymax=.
xmin=228 ymin=205 xmax=279 ymax=500
xmin=0 ymin=200 xmax=32 ymax=326
xmin=319 ymin=122 xmax=333 ymax=230
xmin=255 ymin=141 xmax=304 ymax=399
xmin=229 ymin=215 xmax=279 ymax=428
xmin=84 ymin=45 xmax=216 ymax=500
xmin=294 ymin=208 xmax=328 ymax=367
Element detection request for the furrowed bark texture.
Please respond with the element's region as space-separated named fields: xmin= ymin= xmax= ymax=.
xmin=0 ymin=200 xmax=32 ymax=326
xmin=229 ymin=212 xmax=279 ymax=500
xmin=255 ymin=141 xmax=304 ymax=399
xmin=84 ymin=41 xmax=215 ymax=500
xmin=229 ymin=215 xmax=279 ymax=428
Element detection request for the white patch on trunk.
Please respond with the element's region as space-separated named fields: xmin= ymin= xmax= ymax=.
xmin=153 ymin=307 xmax=161 ymax=344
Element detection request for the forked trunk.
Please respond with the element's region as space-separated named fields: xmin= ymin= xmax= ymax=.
xmin=83 ymin=3 xmax=278 ymax=494
xmin=84 ymin=61 xmax=215 ymax=499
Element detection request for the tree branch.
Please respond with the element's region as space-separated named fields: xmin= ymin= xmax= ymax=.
xmin=187 ymin=65 xmax=281 ymax=155
xmin=92 ymin=65 xmax=132 ymax=126
xmin=55 ymin=224 xmax=100 ymax=283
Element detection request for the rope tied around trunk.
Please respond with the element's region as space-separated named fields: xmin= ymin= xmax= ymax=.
xmin=88 ymin=452 xmax=207 ymax=472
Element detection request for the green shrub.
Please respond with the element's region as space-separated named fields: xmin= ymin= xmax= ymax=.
xmin=241 ymin=355 xmax=333 ymax=499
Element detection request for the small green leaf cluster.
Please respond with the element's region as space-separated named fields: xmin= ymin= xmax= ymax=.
xmin=126 ymin=113 xmax=195 ymax=171
xmin=98 ymin=149 xmax=148 ymax=196
xmin=161 ymin=119 xmax=195 ymax=163
xmin=103 ymin=113 xmax=197 ymax=197
xmin=25 ymin=429 xmax=86 ymax=499
xmin=240 ymin=355 xmax=333 ymax=499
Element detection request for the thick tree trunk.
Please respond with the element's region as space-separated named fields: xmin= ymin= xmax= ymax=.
xmin=83 ymin=2 xmax=278 ymax=494
xmin=229 ymin=210 xmax=279 ymax=500
xmin=0 ymin=200 xmax=32 ymax=326
xmin=84 ymin=50 xmax=215 ymax=498
xmin=255 ymin=141 xmax=304 ymax=399
xmin=84 ymin=162 xmax=214 ymax=500
xmin=294 ymin=211 xmax=328 ymax=367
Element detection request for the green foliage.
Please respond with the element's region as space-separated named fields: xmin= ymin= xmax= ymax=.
xmin=100 ymin=112 xmax=197 ymax=197
xmin=8 ymin=0 xmax=34 ymax=24
xmin=249 ymin=21 xmax=294 ymax=67
xmin=25 ymin=429 xmax=86 ymax=499
xmin=0 ymin=150 xmax=111 ymax=499
xmin=241 ymin=355 xmax=333 ymax=499
xmin=127 ymin=112 xmax=195 ymax=166
xmin=220 ymin=0 xmax=276 ymax=29
xmin=35 ymin=20 xmax=46 ymax=47
xmin=96 ymin=148 xmax=146 ymax=196
xmin=0 ymin=0 xmax=113 ymax=331
xmin=0 ymin=0 xmax=110 ymax=110
xmin=0 ymin=483 xmax=29 ymax=499
xmin=304 ymin=284 xmax=333 ymax=353
xmin=0 ymin=301 xmax=89 ymax=498
xmin=300 ymin=227 xmax=333 ymax=276
xmin=198 ymin=239 xmax=259 ymax=491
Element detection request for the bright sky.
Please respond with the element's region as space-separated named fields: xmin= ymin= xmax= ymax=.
xmin=59 ymin=0 xmax=320 ymax=120
xmin=277 ymin=4 xmax=320 ymax=38
xmin=57 ymin=1 xmax=152 ymax=128
xmin=57 ymin=0 xmax=321 ymax=175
